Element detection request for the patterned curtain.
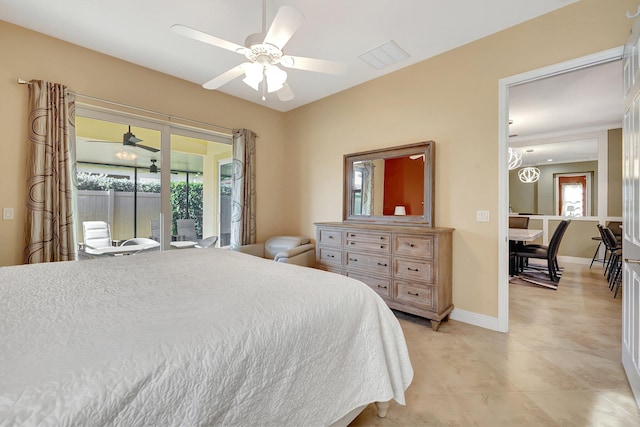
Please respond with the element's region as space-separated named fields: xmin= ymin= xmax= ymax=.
xmin=230 ymin=128 xmax=257 ymax=248
xmin=24 ymin=80 xmax=77 ymax=263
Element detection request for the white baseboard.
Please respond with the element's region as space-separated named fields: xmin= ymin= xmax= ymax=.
xmin=450 ymin=308 xmax=500 ymax=331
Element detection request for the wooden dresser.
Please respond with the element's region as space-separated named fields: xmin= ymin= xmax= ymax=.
xmin=315 ymin=222 xmax=454 ymax=331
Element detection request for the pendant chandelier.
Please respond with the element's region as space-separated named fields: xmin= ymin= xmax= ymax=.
xmin=518 ymin=166 xmax=540 ymax=183
xmin=508 ymin=147 xmax=522 ymax=170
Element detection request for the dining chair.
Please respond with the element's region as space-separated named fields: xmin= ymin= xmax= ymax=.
xmin=81 ymin=221 xmax=115 ymax=255
xmin=589 ymin=233 xmax=605 ymax=268
xmin=509 ymin=216 xmax=530 ymax=273
xmin=176 ymin=218 xmax=198 ymax=241
xmin=150 ymin=219 xmax=161 ymax=242
xmin=598 ymin=224 xmax=623 ymax=295
xmin=194 ymin=236 xmax=219 ymax=248
xmin=514 ymin=220 xmax=571 ymax=283
xmin=509 ymin=216 xmax=530 ymax=229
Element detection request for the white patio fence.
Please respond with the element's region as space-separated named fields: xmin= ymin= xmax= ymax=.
xmin=77 ymin=190 xmax=161 ymax=242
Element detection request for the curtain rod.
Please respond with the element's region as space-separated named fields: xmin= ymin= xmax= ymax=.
xmin=16 ymin=78 xmax=235 ymax=133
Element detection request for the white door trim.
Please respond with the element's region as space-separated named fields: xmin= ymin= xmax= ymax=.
xmin=497 ymin=46 xmax=624 ymax=332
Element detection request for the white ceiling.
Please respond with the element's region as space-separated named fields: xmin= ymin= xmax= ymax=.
xmin=509 ymin=60 xmax=623 ymax=165
xmin=0 ymin=0 xmax=578 ymax=112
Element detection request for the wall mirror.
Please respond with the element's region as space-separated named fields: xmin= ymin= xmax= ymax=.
xmin=344 ymin=141 xmax=434 ymax=225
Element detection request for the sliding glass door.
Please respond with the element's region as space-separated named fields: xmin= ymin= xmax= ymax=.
xmin=75 ymin=107 xmax=231 ymax=251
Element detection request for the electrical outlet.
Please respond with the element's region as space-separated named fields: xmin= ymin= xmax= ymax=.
xmin=3 ymin=208 xmax=14 ymax=220
xmin=476 ymin=210 xmax=490 ymax=222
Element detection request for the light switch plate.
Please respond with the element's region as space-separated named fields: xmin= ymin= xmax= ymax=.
xmin=3 ymin=208 xmax=14 ymax=220
xmin=476 ymin=210 xmax=490 ymax=222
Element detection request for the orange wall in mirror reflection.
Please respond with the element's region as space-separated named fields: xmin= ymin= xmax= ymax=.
xmin=383 ymin=157 xmax=424 ymax=216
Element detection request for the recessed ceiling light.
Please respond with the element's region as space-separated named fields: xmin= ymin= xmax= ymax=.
xmin=547 ymin=159 xmax=553 ymax=162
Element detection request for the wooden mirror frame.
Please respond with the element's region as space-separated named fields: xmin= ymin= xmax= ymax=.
xmin=343 ymin=141 xmax=435 ymax=226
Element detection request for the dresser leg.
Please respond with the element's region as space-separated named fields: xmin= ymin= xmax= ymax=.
xmin=431 ymin=320 xmax=441 ymax=332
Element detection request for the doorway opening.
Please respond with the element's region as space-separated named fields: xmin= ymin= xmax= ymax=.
xmin=498 ymin=47 xmax=624 ymax=332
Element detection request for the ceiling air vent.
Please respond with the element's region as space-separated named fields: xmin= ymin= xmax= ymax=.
xmin=359 ymin=40 xmax=410 ymax=70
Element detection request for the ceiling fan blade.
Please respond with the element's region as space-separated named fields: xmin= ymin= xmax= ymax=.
xmin=276 ymin=82 xmax=294 ymax=102
xmin=281 ymin=55 xmax=346 ymax=75
xmin=135 ymin=144 xmax=160 ymax=153
xmin=202 ymin=65 xmax=246 ymax=90
xmin=263 ymin=5 xmax=304 ymax=50
xmin=170 ymin=24 xmax=246 ymax=54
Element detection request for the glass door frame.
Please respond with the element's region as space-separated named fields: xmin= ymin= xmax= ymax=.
xmin=218 ymin=157 xmax=232 ymax=247
xmin=76 ymin=105 xmax=231 ymax=250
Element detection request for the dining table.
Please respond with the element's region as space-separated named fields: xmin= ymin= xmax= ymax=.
xmin=509 ymin=228 xmax=543 ymax=275
xmin=86 ymin=241 xmax=161 ymax=256
xmin=509 ymin=228 xmax=543 ymax=242
xmin=170 ymin=241 xmax=197 ymax=249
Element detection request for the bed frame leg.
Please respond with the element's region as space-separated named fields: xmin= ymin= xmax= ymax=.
xmin=374 ymin=401 xmax=391 ymax=418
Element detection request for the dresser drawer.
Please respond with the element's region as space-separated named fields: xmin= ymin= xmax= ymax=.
xmin=394 ymin=281 xmax=434 ymax=311
xmin=318 ymin=228 xmax=343 ymax=246
xmin=347 ymin=272 xmax=392 ymax=299
xmin=395 ymin=234 xmax=433 ymax=259
xmin=394 ymin=258 xmax=433 ymax=282
xmin=345 ymin=251 xmax=391 ymax=276
xmin=345 ymin=230 xmax=391 ymax=244
xmin=318 ymin=247 xmax=342 ymax=267
xmin=345 ymin=239 xmax=391 ymax=253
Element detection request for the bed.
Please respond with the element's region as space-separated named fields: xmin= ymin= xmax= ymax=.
xmin=0 ymin=248 xmax=413 ymax=426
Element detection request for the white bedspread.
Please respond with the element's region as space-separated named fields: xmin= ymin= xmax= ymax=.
xmin=0 ymin=249 xmax=413 ymax=426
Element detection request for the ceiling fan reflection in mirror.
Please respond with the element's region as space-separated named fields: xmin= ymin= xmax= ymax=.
xmin=170 ymin=0 xmax=345 ymax=101
xmin=87 ymin=125 xmax=160 ymax=153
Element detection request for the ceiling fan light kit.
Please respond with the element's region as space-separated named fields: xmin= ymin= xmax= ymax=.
xmin=115 ymin=151 xmax=137 ymax=161
xmin=171 ymin=0 xmax=342 ymax=102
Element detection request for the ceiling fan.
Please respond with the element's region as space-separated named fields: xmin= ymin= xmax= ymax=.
xmin=170 ymin=0 xmax=344 ymax=101
xmin=87 ymin=125 xmax=160 ymax=153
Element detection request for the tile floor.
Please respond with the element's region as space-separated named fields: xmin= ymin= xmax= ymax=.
xmin=350 ymin=262 xmax=640 ymax=426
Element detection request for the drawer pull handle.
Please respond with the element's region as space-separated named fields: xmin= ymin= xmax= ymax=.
xmin=406 ymin=242 xmax=415 ymax=247
xmin=378 ymin=285 xmax=388 ymax=289
xmin=350 ymin=234 xmax=356 ymax=237
xmin=408 ymin=267 xmax=419 ymax=272
xmin=328 ymin=235 xmax=334 ymax=239
xmin=349 ymin=258 xmax=358 ymax=262
xmin=350 ymin=242 xmax=356 ymax=245
xmin=408 ymin=291 xmax=419 ymax=296
xmin=380 ymin=245 xmax=384 ymax=249
xmin=327 ymin=254 xmax=335 ymax=258
xmin=377 ymin=262 xmax=388 ymax=267
xmin=380 ymin=236 xmax=385 ymax=240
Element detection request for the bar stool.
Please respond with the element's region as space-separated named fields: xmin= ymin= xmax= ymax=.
xmin=589 ymin=235 xmax=606 ymax=268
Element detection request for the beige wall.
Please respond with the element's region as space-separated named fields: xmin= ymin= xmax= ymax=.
xmin=284 ymin=0 xmax=634 ymax=318
xmin=608 ymin=128 xmax=623 ymax=216
xmin=537 ymin=160 xmax=598 ymax=215
xmin=0 ymin=20 xmax=289 ymax=266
